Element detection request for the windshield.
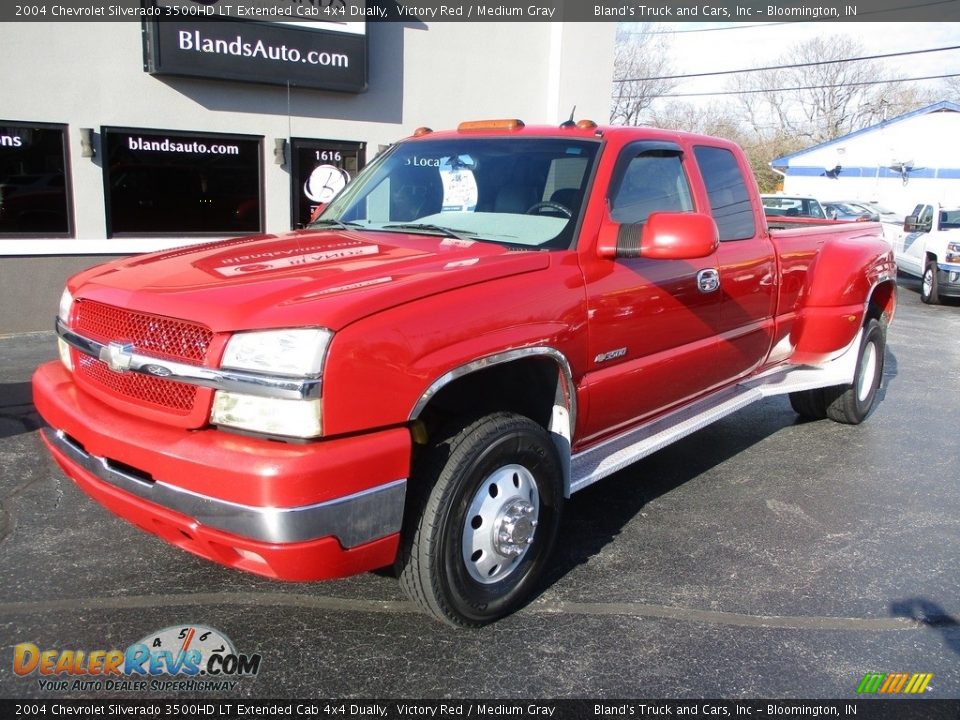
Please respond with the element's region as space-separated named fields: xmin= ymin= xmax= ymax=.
xmin=317 ymin=137 xmax=600 ymax=249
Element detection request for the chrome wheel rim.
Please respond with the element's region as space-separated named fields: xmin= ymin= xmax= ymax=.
xmin=857 ymin=340 xmax=879 ymax=402
xmin=923 ymin=268 xmax=933 ymax=297
xmin=461 ymin=464 xmax=540 ymax=585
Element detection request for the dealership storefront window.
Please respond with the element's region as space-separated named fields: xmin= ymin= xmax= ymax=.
xmin=103 ymin=128 xmax=262 ymax=236
xmin=291 ymin=138 xmax=365 ymax=229
xmin=0 ymin=122 xmax=72 ymax=237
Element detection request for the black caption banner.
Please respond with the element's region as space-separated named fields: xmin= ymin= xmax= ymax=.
xmin=2 ymin=699 xmax=960 ymax=720
xmin=5 ymin=0 xmax=960 ymax=22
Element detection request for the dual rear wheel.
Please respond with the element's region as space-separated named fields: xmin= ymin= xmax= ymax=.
xmin=789 ymin=318 xmax=886 ymax=424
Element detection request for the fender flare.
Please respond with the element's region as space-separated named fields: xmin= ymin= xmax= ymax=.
xmin=408 ymin=346 xmax=578 ymax=496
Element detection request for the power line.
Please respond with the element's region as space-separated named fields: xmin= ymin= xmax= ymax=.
xmin=614 ymin=44 xmax=960 ymax=83
xmin=651 ymin=72 xmax=960 ymax=98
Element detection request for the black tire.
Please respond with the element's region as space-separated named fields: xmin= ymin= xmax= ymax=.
xmin=789 ymin=319 xmax=886 ymax=425
xmin=397 ymin=412 xmax=563 ymax=627
xmin=824 ymin=319 xmax=885 ymax=424
xmin=788 ymin=387 xmax=828 ymax=420
xmin=921 ymin=258 xmax=941 ymax=305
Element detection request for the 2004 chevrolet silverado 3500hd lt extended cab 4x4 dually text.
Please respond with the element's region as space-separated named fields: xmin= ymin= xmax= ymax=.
xmin=34 ymin=119 xmax=897 ymax=626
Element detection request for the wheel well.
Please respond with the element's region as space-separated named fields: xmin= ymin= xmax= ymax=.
xmin=867 ymin=280 xmax=896 ymax=325
xmin=415 ymin=357 xmax=564 ymax=439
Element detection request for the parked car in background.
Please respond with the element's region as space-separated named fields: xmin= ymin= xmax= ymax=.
xmin=856 ymin=201 xmax=904 ymax=225
xmin=823 ymin=201 xmax=875 ymax=222
xmin=892 ymin=202 xmax=960 ymax=304
xmin=761 ymin=194 xmax=828 ymax=219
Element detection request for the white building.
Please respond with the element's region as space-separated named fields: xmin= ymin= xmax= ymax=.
xmin=771 ymin=101 xmax=960 ymax=216
xmin=0 ymin=16 xmax=615 ymax=332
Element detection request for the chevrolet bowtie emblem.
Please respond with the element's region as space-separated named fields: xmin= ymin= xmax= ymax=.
xmin=99 ymin=342 xmax=134 ymax=373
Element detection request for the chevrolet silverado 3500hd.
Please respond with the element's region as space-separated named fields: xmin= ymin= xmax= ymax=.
xmin=34 ymin=119 xmax=896 ymax=626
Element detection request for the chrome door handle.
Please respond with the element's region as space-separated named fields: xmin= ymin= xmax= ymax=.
xmin=697 ymin=268 xmax=720 ymax=293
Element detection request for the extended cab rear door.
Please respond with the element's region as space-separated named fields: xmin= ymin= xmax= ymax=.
xmin=692 ymin=144 xmax=776 ymax=380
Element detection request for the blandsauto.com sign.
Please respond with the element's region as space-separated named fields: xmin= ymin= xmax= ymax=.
xmin=143 ymin=1 xmax=367 ymax=92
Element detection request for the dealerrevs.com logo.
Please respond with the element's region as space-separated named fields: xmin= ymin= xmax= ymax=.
xmin=13 ymin=625 xmax=261 ymax=692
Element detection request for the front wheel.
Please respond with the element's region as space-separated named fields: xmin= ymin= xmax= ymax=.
xmin=397 ymin=412 xmax=564 ymax=627
xmin=921 ymin=259 xmax=941 ymax=304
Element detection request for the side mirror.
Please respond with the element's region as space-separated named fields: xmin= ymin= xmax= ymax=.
xmin=598 ymin=211 xmax=720 ymax=260
xmin=903 ymin=215 xmax=931 ymax=233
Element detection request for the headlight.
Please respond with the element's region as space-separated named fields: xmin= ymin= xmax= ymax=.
xmin=947 ymin=241 xmax=960 ymax=264
xmin=58 ymin=288 xmax=74 ymax=324
xmin=214 ymin=328 xmax=333 ymax=437
xmin=221 ymin=328 xmax=333 ymax=377
xmin=211 ymin=392 xmax=322 ymax=438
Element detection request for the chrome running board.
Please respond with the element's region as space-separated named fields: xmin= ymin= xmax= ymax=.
xmin=568 ymin=332 xmax=862 ymax=495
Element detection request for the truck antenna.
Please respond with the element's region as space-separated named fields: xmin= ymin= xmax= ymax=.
xmin=560 ymin=106 xmax=577 ymax=128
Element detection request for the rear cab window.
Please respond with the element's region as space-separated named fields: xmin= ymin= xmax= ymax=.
xmin=694 ymin=146 xmax=757 ymax=241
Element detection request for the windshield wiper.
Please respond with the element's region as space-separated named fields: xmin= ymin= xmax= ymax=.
xmin=381 ymin=223 xmax=475 ymax=242
xmin=308 ymin=218 xmax=367 ymax=231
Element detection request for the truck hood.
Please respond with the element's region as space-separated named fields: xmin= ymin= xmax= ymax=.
xmin=70 ymin=229 xmax=550 ymax=332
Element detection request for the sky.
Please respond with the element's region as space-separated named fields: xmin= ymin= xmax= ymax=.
xmin=626 ymin=21 xmax=960 ymax=113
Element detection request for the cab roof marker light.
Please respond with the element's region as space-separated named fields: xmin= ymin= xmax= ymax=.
xmin=576 ymin=119 xmax=598 ymax=130
xmin=413 ymin=127 xmax=433 ymax=137
xmin=457 ymin=119 xmax=526 ymax=132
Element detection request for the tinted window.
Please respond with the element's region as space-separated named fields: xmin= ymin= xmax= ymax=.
xmin=610 ymin=152 xmax=693 ymax=224
xmin=104 ymin=129 xmax=261 ymax=236
xmin=0 ymin=123 xmax=71 ymax=236
xmin=694 ymin=146 xmax=756 ymax=241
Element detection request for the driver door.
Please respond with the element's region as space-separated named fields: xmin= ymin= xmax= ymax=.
xmin=580 ymin=142 xmax=724 ymax=443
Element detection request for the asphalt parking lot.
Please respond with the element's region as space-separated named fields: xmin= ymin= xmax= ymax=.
xmin=0 ymin=274 xmax=958 ymax=701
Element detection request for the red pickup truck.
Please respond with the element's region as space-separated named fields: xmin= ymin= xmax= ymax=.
xmin=34 ymin=120 xmax=896 ymax=626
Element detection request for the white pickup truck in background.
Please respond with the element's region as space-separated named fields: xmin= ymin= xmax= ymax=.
xmin=893 ymin=203 xmax=960 ymax=304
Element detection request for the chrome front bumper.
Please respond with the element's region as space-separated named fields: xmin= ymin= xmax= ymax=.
xmin=43 ymin=426 xmax=406 ymax=548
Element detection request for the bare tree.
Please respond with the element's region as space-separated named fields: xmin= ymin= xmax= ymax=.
xmin=610 ymin=24 xmax=677 ymax=126
xmin=648 ymin=101 xmax=802 ymax=192
xmin=733 ymin=36 xmax=929 ymax=143
xmin=940 ymin=75 xmax=960 ymax=99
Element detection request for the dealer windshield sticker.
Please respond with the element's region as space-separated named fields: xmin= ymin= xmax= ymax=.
xmin=439 ymin=155 xmax=478 ymax=212
xmin=12 ymin=624 xmax=261 ymax=693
